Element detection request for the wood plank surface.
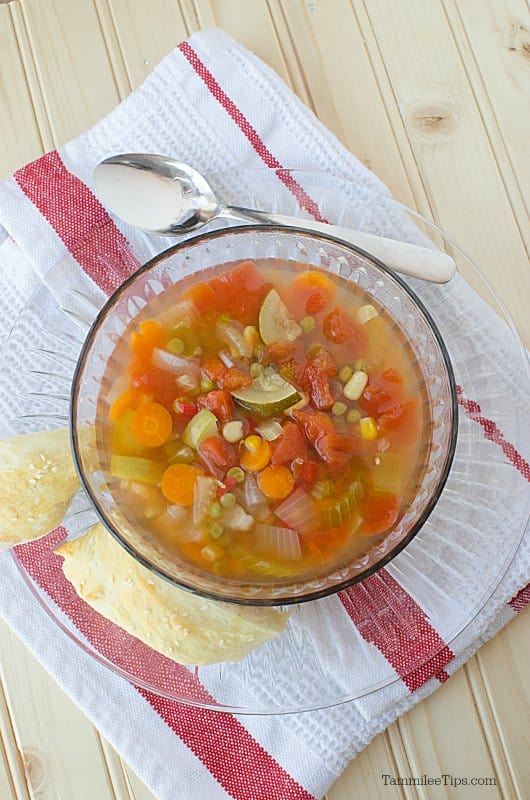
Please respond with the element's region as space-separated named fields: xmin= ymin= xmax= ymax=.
xmin=0 ymin=1 xmax=528 ymax=799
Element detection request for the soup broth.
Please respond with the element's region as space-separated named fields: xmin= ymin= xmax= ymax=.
xmin=101 ymin=259 xmax=429 ymax=583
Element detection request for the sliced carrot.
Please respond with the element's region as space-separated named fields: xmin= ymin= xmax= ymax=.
xmin=130 ymin=319 xmax=165 ymax=359
xmin=160 ymin=463 xmax=204 ymax=506
xmin=131 ymin=402 xmax=173 ymax=448
xmin=257 ymin=464 xmax=294 ymax=500
xmin=110 ymin=388 xmax=141 ymax=422
xmin=240 ymin=437 xmax=271 ymax=472
xmin=293 ymin=270 xmax=336 ymax=293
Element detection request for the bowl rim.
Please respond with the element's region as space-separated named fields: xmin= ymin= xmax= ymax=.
xmin=70 ymin=223 xmax=459 ymax=606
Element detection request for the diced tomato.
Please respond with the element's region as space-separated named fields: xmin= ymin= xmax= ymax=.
xmin=305 ymin=289 xmax=329 ymax=315
xmin=209 ymin=261 xmax=272 ymax=325
xmin=217 ymin=368 xmax=252 ymax=391
xmin=323 ymin=308 xmax=363 ymax=345
xmin=182 ymin=281 xmax=219 ymax=315
xmin=173 ymin=398 xmax=198 ymax=421
xmin=202 ymin=357 xmax=227 ymax=383
xmin=292 ymin=409 xmax=335 ymax=444
xmin=271 ymin=422 xmax=307 ymax=466
xmin=130 ymin=367 xmax=177 ymax=409
xmin=378 ymin=400 xmax=420 ymax=446
xmin=314 ymin=432 xmax=360 ymax=471
xmin=303 ymin=348 xmax=337 ymax=380
xmin=291 ymin=458 xmax=318 ymax=486
xmin=301 ymin=348 xmax=337 ymax=410
xmin=278 ymin=357 xmax=305 ymax=384
xmin=358 ymin=373 xmax=398 ymax=416
xmin=262 ymin=341 xmax=296 ymax=365
xmin=382 ymin=368 xmax=403 ymax=383
xmin=197 ymin=390 xmax=233 ymax=423
xmin=359 ymin=493 xmax=400 ymax=536
xmin=201 ymin=357 xmax=252 ymax=392
xmin=197 ymin=435 xmax=237 ymax=479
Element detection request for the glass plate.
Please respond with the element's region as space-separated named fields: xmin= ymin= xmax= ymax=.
xmin=2 ymin=172 xmax=528 ymax=714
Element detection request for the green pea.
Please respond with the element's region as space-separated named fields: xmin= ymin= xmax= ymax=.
xmin=347 ymin=409 xmax=361 ymax=424
xmin=220 ymin=492 xmax=236 ymax=508
xmin=167 ymin=338 xmax=184 ymax=354
xmin=200 ymin=377 xmax=215 ymax=392
xmin=300 ymin=316 xmax=315 ymax=333
xmin=332 ymin=401 xmax=347 ymax=416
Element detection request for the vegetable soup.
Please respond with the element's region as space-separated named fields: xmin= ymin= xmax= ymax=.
xmin=101 ymin=259 xmax=428 ymax=582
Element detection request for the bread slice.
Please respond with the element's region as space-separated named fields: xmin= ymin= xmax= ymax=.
xmin=0 ymin=428 xmax=79 ymax=550
xmin=57 ymin=523 xmax=289 ymax=666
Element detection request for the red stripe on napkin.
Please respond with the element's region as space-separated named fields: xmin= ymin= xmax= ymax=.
xmin=456 ymin=386 xmax=530 ymax=482
xmin=14 ymin=530 xmax=315 ymax=800
xmin=508 ymin=583 xmax=530 ymax=614
xmin=339 ymin=573 xmax=454 ymax=691
xmin=178 ymin=42 xmax=328 ymax=225
xmin=14 ymin=151 xmax=138 ymax=294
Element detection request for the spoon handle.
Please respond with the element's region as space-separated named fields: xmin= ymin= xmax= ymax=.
xmin=220 ymin=207 xmax=456 ymax=284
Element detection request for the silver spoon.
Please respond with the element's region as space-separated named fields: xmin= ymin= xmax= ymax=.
xmin=92 ymin=154 xmax=456 ymax=283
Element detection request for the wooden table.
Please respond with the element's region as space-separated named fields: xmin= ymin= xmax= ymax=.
xmin=0 ymin=1 xmax=528 ymax=798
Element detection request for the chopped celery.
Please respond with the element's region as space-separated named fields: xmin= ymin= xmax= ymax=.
xmin=111 ymin=408 xmax=145 ymax=456
xmin=201 ymin=543 xmax=224 ymax=562
xmin=110 ymin=455 xmax=165 ymax=484
xmin=206 ymin=520 xmax=224 ymax=538
xmin=164 ymin=440 xmax=195 ymax=464
xmin=321 ymin=481 xmax=363 ymax=528
xmin=372 ymin=453 xmax=402 ymax=494
xmin=231 ymin=547 xmax=296 ymax=577
xmin=311 ymin=480 xmax=334 ymax=500
xmin=182 ymin=408 xmax=218 ymax=448
xmin=208 ymin=501 xmax=222 ymax=518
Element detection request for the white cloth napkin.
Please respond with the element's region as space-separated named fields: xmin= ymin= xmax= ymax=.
xmin=0 ymin=29 xmax=528 ymax=800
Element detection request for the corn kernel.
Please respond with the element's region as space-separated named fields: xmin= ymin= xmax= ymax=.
xmin=244 ymin=435 xmax=263 ymax=453
xmin=359 ymin=416 xmax=378 ymax=439
xmin=222 ymin=420 xmax=244 ymax=443
xmin=346 ymin=408 xmax=361 ymax=424
xmin=357 ymin=304 xmax=379 ymax=325
xmin=343 ymin=370 xmax=368 ymax=401
xmin=338 ymin=365 xmax=354 ymax=383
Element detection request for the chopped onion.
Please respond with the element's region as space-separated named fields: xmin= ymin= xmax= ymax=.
xmin=253 ymin=503 xmax=271 ymax=522
xmin=243 ymin=474 xmax=267 ymax=508
xmin=218 ymin=349 xmax=236 ymax=369
xmin=216 ymin=319 xmax=252 ymax=358
xmin=192 ymin=476 xmax=217 ymax=526
xmin=151 ymin=347 xmax=199 ymax=377
xmin=255 ymin=524 xmax=302 ymax=561
xmin=255 ymin=419 xmax=283 ymax=441
xmin=221 ymin=503 xmax=254 ymax=531
xmin=274 ymin=487 xmax=319 ymax=534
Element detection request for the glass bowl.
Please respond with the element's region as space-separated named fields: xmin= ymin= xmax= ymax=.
xmin=3 ymin=171 xmax=528 ymax=713
xmin=70 ymin=225 xmax=457 ymax=605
